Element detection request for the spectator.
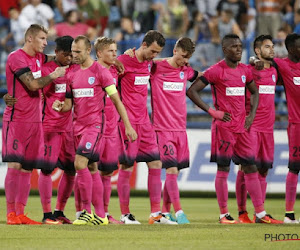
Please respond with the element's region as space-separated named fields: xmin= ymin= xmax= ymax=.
xmin=114 ymin=16 xmax=142 ymax=53
xmin=189 ymin=11 xmax=217 ymax=70
xmin=196 ymin=0 xmax=219 ymax=17
xmin=245 ymin=7 xmax=256 ymax=40
xmin=158 ymin=0 xmax=189 ymax=39
xmin=216 ymin=0 xmax=248 ymax=32
xmin=256 ymin=0 xmax=290 ymax=37
xmin=19 ymin=0 xmax=55 ymax=30
xmin=133 ymin=0 xmax=163 ymax=33
xmin=294 ymin=8 xmax=300 ymax=34
xmin=1 ymin=8 xmax=25 ymax=51
xmin=56 ymin=0 xmax=78 ymax=18
xmin=274 ymin=28 xmax=288 ymax=58
xmin=77 ymin=0 xmax=109 ymax=36
xmin=49 ymin=10 xmax=96 ymax=40
xmin=106 ymin=0 xmax=121 ymax=38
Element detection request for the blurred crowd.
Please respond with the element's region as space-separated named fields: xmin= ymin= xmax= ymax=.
xmin=0 ymin=0 xmax=300 ymax=71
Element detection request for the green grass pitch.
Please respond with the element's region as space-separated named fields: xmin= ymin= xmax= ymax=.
xmin=0 ymin=196 xmax=299 ymax=250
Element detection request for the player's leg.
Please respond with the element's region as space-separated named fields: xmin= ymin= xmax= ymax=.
xmin=211 ymin=124 xmax=237 ymax=223
xmin=118 ymin=122 xmax=139 ymax=224
xmin=72 ymin=154 xmax=94 ymax=225
xmin=284 ymin=123 xmax=300 ymax=223
xmin=235 ymin=165 xmax=250 ymax=223
xmin=53 ymin=170 xmax=75 ymax=224
xmin=99 ymin=135 xmax=123 ymax=224
xmin=15 ymin=122 xmax=44 ymax=225
xmin=39 ymin=131 xmax=62 ymax=224
xmin=53 ymin=131 xmax=76 ymax=224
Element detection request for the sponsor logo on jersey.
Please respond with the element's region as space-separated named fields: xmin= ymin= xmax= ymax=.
xmin=148 ymin=64 xmax=151 ymax=72
xmin=55 ymin=83 xmax=66 ymax=93
xmin=134 ymin=76 xmax=150 ymax=85
xmin=32 ymin=70 xmax=41 ymax=79
xmin=241 ymin=75 xmax=246 ymax=83
xmin=85 ymin=142 xmax=92 ymax=149
xmin=180 ymin=71 xmax=184 ymax=79
xmin=88 ymin=77 xmax=95 ymax=85
xmin=163 ymin=82 xmax=184 ymax=91
xmin=226 ymin=87 xmax=245 ymax=96
xmin=113 ymin=78 xmax=116 ymax=85
xmin=72 ymin=88 xmax=94 ymax=98
xmin=272 ymin=74 xmax=276 ymax=83
xmin=293 ymin=77 xmax=300 ymax=85
xmin=36 ymin=59 xmax=40 ymax=67
xmin=259 ymin=85 xmax=275 ymax=94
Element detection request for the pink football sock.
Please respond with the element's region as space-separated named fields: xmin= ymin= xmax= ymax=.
xmin=74 ymin=176 xmax=82 ymax=212
xmin=101 ymin=175 xmax=112 ymax=213
xmin=236 ymin=170 xmax=247 ymax=212
xmin=285 ymin=171 xmax=298 ymax=211
xmin=55 ymin=173 xmax=75 ymax=211
xmin=162 ymin=181 xmax=171 ymax=213
xmin=165 ymin=173 xmax=181 ymax=213
xmin=148 ymin=168 xmax=162 ymax=214
xmin=38 ymin=171 xmax=53 ymax=213
xmin=5 ymin=168 xmax=20 ymax=214
xmin=117 ymin=169 xmax=131 ymax=215
xmin=76 ymin=168 xmax=92 ymax=214
xmin=244 ymin=172 xmax=264 ymax=213
xmin=215 ymin=170 xmax=229 ymax=214
xmin=15 ymin=171 xmax=31 ymax=216
xmin=258 ymin=173 xmax=267 ymax=204
xmin=91 ymin=172 xmax=105 ymax=218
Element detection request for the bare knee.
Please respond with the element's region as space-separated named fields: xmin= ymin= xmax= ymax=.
xmin=217 ymin=165 xmax=230 ymax=172
xmin=242 ymin=165 xmax=257 ymax=174
xmin=147 ymin=160 xmax=162 ymax=169
xmin=166 ymin=167 xmax=178 ymax=175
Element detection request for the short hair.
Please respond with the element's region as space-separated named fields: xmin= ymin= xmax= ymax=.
xmin=253 ymin=34 xmax=273 ymax=55
xmin=73 ymin=35 xmax=91 ymax=49
xmin=221 ymin=34 xmax=241 ymax=47
xmin=174 ymin=37 xmax=195 ymax=57
xmin=285 ymin=33 xmax=300 ymax=51
xmin=24 ymin=24 xmax=48 ymax=41
xmin=297 ymin=8 xmax=300 ymax=16
xmin=94 ymin=36 xmax=116 ymax=53
xmin=65 ymin=9 xmax=77 ymax=20
xmin=55 ymin=36 xmax=74 ymax=52
xmin=142 ymin=30 xmax=165 ymax=48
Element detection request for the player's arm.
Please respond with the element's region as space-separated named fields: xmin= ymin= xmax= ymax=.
xmin=249 ymin=56 xmax=264 ymax=70
xmin=245 ymin=81 xmax=259 ymax=129
xmin=18 ymin=66 xmax=68 ymax=91
xmin=186 ymin=77 xmax=231 ymax=121
xmin=3 ymin=93 xmax=17 ymax=106
xmin=52 ymin=97 xmax=72 ymax=112
xmin=105 ymin=85 xmax=137 ymax=142
xmin=113 ymin=59 xmax=125 ymax=75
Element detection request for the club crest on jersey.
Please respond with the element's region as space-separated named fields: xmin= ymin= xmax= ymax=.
xmin=88 ymin=77 xmax=95 ymax=85
xmin=272 ymin=74 xmax=276 ymax=82
xmin=36 ymin=59 xmax=40 ymax=67
xmin=241 ymin=75 xmax=246 ymax=83
xmin=85 ymin=142 xmax=92 ymax=149
xmin=148 ymin=64 xmax=151 ymax=72
xmin=180 ymin=71 xmax=184 ymax=79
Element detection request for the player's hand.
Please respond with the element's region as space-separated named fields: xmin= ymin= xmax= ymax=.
xmin=51 ymin=65 xmax=69 ymax=79
xmin=114 ymin=59 xmax=124 ymax=75
xmin=3 ymin=93 xmax=17 ymax=106
xmin=125 ymin=126 xmax=138 ymax=142
xmin=208 ymin=108 xmax=231 ymax=122
xmin=254 ymin=60 xmax=264 ymax=71
xmin=124 ymin=47 xmax=135 ymax=58
xmin=52 ymin=100 xmax=64 ymax=112
xmin=244 ymin=114 xmax=254 ymax=129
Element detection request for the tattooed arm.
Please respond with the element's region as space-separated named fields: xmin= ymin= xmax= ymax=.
xmin=19 ymin=66 xmax=68 ymax=91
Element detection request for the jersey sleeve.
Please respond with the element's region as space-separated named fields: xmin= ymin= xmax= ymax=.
xmin=187 ymin=66 xmax=198 ymax=82
xmin=202 ymin=65 xmax=217 ymax=85
xmin=65 ymin=73 xmax=72 ymax=99
xmin=9 ymin=53 xmax=31 ymax=77
xmin=99 ymin=68 xmax=115 ymax=89
xmin=245 ymin=66 xmax=253 ymax=85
